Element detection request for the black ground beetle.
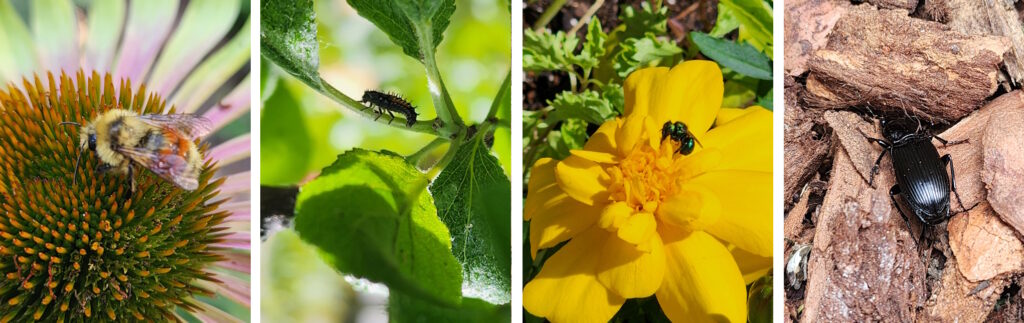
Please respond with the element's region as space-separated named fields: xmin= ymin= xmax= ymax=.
xmin=861 ymin=117 xmax=967 ymax=234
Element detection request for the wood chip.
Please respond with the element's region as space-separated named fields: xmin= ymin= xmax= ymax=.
xmin=802 ymin=117 xmax=926 ymax=322
xmin=804 ymin=5 xmax=1009 ymax=123
xmin=784 ymin=0 xmax=849 ymax=76
xmin=980 ymin=91 xmax=1024 ymax=236
xmin=947 ymin=202 xmax=1024 ymax=282
xmin=921 ymin=0 xmax=1024 ymax=85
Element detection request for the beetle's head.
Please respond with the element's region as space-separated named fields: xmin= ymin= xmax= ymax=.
xmin=880 ymin=117 xmax=923 ymax=142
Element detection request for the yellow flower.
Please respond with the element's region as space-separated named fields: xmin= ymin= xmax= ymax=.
xmin=523 ymin=61 xmax=772 ymax=322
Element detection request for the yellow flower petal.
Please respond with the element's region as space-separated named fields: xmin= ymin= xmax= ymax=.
xmin=616 ymin=114 xmax=647 ymax=157
xmin=656 ymin=185 xmax=721 ymax=231
xmin=528 ymin=191 xmax=601 ymax=258
xmin=625 ymin=61 xmax=723 ymax=137
xmin=583 ymin=118 xmax=619 ymax=155
xmin=623 ymin=67 xmax=668 ymax=118
xmin=598 ymin=201 xmax=632 ymax=230
xmin=555 ymin=155 xmax=611 ymax=205
xmin=597 ymin=233 xmax=666 ymax=298
xmin=701 ymin=106 xmax=772 ymax=173
xmin=730 ymin=244 xmax=772 ymax=285
xmin=616 ymin=212 xmax=656 ymax=245
xmin=656 ymin=229 xmax=747 ymax=323
xmin=525 ymin=158 xmax=559 ymax=221
xmin=569 ymin=149 xmax=619 ymax=164
xmin=524 ymin=228 xmax=625 ymax=323
xmin=691 ymin=171 xmax=773 ymax=257
xmin=715 ymin=106 xmax=758 ymax=125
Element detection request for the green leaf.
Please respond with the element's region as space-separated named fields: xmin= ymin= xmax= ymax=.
xmin=430 ymin=132 xmax=512 ymax=304
xmin=260 ymin=56 xmax=279 ymax=104
xmin=523 ymin=29 xmax=578 ymax=72
xmin=572 ymin=18 xmax=607 ymax=70
xmin=347 ymin=0 xmax=456 ymax=61
xmin=619 ymin=1 xmax=668 ymax=40
xmin=295 ymin=149 xmax=463 ymax=306
xmin=690 ymin=32 xmax=771 ymax=80
xmin=709 ymin=2 xmax=741 ymax=38
xmin=548 ymin=90 xmax=616 ymax=125
xmin=613 ymin=33 xmax=682 ymax=78
xmin=747 ymin=274 xmax=773 ymax=323
xmin=559 ymin=118 xmax=588 ymax=150
xmin=260 ymin=0 xmax=320 ymax=89
xmin=722 ymin=79 xmax=757 ymax=109
xmin=390 ymin=292 xmax=511 ymax=322
xmin=260 ymin=86 xmax=311 ymax=186
xmin=721 ymin=0 xmax=773 ymax=57
xmin=600 ymin=83 xmax=625 ymax=115
xmin=756 ymin=89 xmax=773 ymax=111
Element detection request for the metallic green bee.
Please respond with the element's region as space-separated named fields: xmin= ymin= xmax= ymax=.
xmin=661 ymin=121 xmax=702 ymax=155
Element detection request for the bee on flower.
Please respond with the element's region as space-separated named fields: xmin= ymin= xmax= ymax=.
xmin=524 ymin=61 xmax=772 ymax=322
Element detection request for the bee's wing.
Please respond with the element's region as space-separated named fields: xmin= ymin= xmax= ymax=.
xmin=137 ymin=114 xmax=213 ymax=140
xmin=118 ymin=147 xmax=199 ymax=190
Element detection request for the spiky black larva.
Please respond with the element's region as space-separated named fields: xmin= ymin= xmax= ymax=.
xmin=359 ymin=90 xmax=419 ymax=127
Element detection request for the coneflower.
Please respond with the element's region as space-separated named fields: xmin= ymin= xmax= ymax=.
xmin=0 ymin=1 xmax=250 ymax=321
xmin=0 ymin=71 xmax=235 ymax=321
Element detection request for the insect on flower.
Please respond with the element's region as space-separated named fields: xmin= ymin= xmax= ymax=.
xmin=61 ymin=109 xmax=212 ymax=192
xmin=360 ymin=90 xmax=419 ymax=127
xmin=661 ymin=120 xmax=703 ymax=155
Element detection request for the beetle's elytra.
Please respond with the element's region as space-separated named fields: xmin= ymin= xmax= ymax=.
xmin=862 ymin=117 xmax=967 ymax=233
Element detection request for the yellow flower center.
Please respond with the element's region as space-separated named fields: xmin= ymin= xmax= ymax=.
xmin=607 ymin=138 xmax=684 ymax=214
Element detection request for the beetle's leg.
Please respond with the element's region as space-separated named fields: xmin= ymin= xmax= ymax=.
xmin=869 ymin=149 xmax=888 ymax=188
xmin=933 ymin=134 xmax=968 ymax=146
xmin=889 ymin=185 xmax=916 ymax=240
xmin=387 ymin=110 xmax=395 ymax=124
xmin=942 ymin=154 xmax=967 ymax=213
xmin=373 ymin=109 xmax=383 ymax=121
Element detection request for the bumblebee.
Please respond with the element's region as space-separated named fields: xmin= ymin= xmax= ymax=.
xmin=64 ymin=109 xmax=212 ymax=192
xmin=661 ymin=121 xmax=702 ymax=155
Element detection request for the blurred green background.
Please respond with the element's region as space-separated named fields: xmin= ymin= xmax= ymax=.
xmin=261 ymin=0 xmax=510 ymax=321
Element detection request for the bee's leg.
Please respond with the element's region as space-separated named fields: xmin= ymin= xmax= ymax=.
xmin=373 ymin=108 xmax=383 ymax=121
xmin=387 ymin=110 xmax=395 ymax=124
xmin=125 ymin=163 xmax=135 ymax=198
xmin=96 ymin=163 xmax=114 ymax=174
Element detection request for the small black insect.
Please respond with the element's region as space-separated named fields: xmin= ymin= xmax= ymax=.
xmin=661 ymin=121 xmax=702 ymax=155
xmin=862 ymin=117 xmax=968 ymax=235
xmin=360 ymin=90 xmax=418 ymax=127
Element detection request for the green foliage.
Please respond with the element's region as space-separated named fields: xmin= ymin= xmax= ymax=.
xmin=346 ymin=0 xmax=456 ymax=62
xmin=720 ymin=0 xmax=774 ymax=57
xmin=431 ymin=131 xmax=512 ymax=303
xmin=391 ymin=293 xmax=512 ymax=322
xmin=260 ymin=0 xmax=320 ymax=89
xmin=747 ymin=274 xmax=773 ymax=323
xmin=523 ymin=29 xmax=580 ymax=72
xmin=613 ymin=32 xmax=682 ymax=78
xmin=294 ymin=149 xmax=463 ymax=306
xmin=691 ymin=31 xmax=771 ymax=80
xmin=618 ymin=1 xmax=669 ymax=40
xmin=548 ymin=89 xmax=616 ymax=125
xmin=260 ymin=85 xmax=311 ymax=185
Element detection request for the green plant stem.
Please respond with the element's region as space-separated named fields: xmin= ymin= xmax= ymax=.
xmin=433 ymin=132 xmax=465 ymax=174
xmin=415 ymin=28 xmax=464 ymax=138
xmin=316 ymin=76 xmax=441 ymax=136
xmin=567 ymin=0 xmax=604 ymax=35
xmin=407 ymin=137 xmax=447 ymax=167
xmin=532 ymin=0 xmax=567 ymax=31
xmin=487 ymin=71 xmax=511 ymax=121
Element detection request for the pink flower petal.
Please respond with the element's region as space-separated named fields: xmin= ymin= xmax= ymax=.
xmin=113 ymin=1 xmax=178 ymax=91
xmin=203 ymin=77 xmax=251 ymax=129
xmin=208 ymin=134 xmax=250 ymax=166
